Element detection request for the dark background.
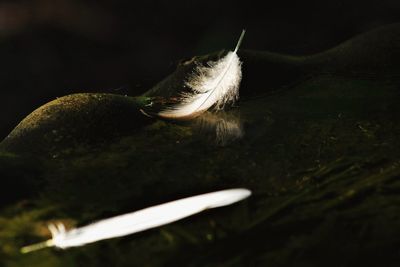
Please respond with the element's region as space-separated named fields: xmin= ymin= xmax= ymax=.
xmin=0 ymin=0 xmax=399 ymax=139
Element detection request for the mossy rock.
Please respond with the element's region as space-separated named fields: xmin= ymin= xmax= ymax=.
xmin=1 ymin=24 xmax=400 ymax=267
xmin=2 ymin=24 xmax=400 ymax=157
xmin=0 ymin=93 xmax=153 ymax=156
xmin=2 ymin=72 xmax=400 ymax=265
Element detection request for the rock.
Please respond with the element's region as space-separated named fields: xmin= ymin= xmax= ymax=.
xmin=0 ymin=93 xmax=153 ymax=156
xmin=3 ymin=24 xmax=400 ymax=157
xmin=1 ymin=23 xmax=400 ymax=264
xmin=146 ymin=23 xmax=400 ymax=99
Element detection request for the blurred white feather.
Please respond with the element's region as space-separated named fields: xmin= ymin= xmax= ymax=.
xmin=21 ymin=188 xmax=251 ymax=253
xmin=158 ymin=30 xmax=245 ymax=119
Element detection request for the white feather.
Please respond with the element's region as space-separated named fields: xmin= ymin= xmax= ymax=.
xmin=158 ymin=30 xmax=246 ymax=119
xmin=21 ymin=188 xmax=251 ymax=253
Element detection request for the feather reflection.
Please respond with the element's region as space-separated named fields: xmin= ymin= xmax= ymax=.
xmin=193 ymin=111 xmax=244 ymax=145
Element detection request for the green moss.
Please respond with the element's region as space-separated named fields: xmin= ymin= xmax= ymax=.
xmin=1 ymin=70 xmax=400 ymax=266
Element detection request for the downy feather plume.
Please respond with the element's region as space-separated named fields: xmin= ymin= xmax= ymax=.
xmin=158 ymin=30 xmax=246 ymax=119
xmin=21 ymin=188 xmax=251 ymax=253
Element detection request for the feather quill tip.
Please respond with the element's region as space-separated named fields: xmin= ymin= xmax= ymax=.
xmin=20 ymin=239 xmax=54 ymax=254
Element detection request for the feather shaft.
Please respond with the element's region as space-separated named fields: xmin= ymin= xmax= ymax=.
xmin=234 ymin=29 xmax=246 ymax=53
